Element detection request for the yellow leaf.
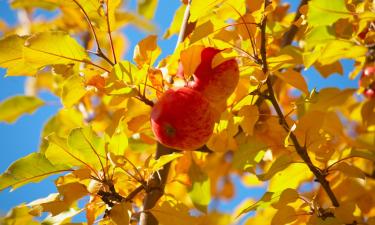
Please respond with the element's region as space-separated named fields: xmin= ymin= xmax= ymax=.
xmin=271 ymin=188 xmax=299 ymax=209
xmin=180 ymin=45 xmax=204 ymax=78
xmin=335 ymin=162 xmax=366 ymax=180
xmin=24 ymin=31 xmax=88 ymax=69
xmin=274 ymin=68 xmax=309 ymax=94
xmin=0 ymin=35 xmax=37 ymax=76
xmin=151 ymin=200 xmax=201 ymax=225
xmin=0 ymin=96 xmax=44 ymax=123
xmin=164 ymin=5 xmax=187 ymax=39
xmin=271 ymin=206 xmax=297 ymax=225
xmin=238 ymin=105 xmax=259 ymax=136
xmin=110 ymin=202 xmax=131 ymax=225
xmin=149 ymin=152 xmax=183 ymax=173
xmin=61 ymin=75 xmax=87 ymax=108
xmin=133 ymin=35 xmax=161 ymax=67
xmin=137 ymin=0 xmax=158 ymax=19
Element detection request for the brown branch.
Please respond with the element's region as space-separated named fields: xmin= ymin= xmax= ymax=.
xmin=72 ymin=0 xmax=114 ymax=66
xmin=255 ymin=0 xmax=309 ymax=106
xmin=140 ymin=143 xmax=175 ymax=225
xmin=139 ymin=2 xmax=195 ymax=224
xmin=260 ymin=0 xmax=339 ymax=207
xmin=280 ymin=0 xmax=309 ymax=47
xmin=106 ymin=0 xmax=117 ymax=65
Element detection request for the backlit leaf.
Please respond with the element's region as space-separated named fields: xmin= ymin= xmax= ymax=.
xmin=257 ymin=154 xmax=292 ymax=181
xmin=188 ymin=161 xmax=211 ymax=213
xmin=68 ymin=127 xmax=106 ymax=168
xmin=238 ymin=105 xmax=259 ymax=136
xmin=0 ymin=153 xmax=69 ymax=191
xmin=137 ymin=0 xmax=158 ymax=19
xmin=61 ymin=75 xmax=87 ymax=108
xmin=0 ymin=35 xmax=37 ymax=76
xmin=274 ymin=68 xmax=309 ymax=94
xmin=149 ymin=152 xmax=183 ymax=173
xmin=307 ymin=0 xmax=351 ymax=27
xmin=133 ymin=35 xmax=161 ymax=67
xmin=110 ymin=202 xmax=131 ymax=225
xmin=24 ymin=31 xmax=88 ymax=68
xmin=0 ymin=96 xmax=44 ymax=123
xmin=180 ymin=45 xmax=204 ymax=78
xmin=151 ymin=200 xmax=201 ymax=225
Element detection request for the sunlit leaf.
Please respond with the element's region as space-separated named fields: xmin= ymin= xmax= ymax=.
xmin=238 ymin=105 xmax=259 ymax=136
xmin=257 ymin=154 xmax=292 ymax=181
xmin=137 ymin=0 xmax=158 ymax=19
xmin=67 ymin=127 xmax=106 ymax=168
xmin=0 ymin=35 xmax=37 ymax=76
xmin=188 ymin=161 xmax=211 ymax=213
xmin=151 ymin=200 xmax=201 ymax=225
xmin=0 ymin=153 xmax=69 ymax=191
xmin=61 ymin=75 xmax=87 ymax=108
xmin=24 ymin=31 xmax=88 ymax=68
xmin=307 ymin=0 xmax=351 ymax=27
xmin=110 ymin=202 xmax=131 ymax=225
xmin=150 ymin=152 xmax=183 ymax=173
xmin=180 ymin=45 xmax=204 ymax=78
xmin=0 ymin=96 xmax=44 ymax=123
xmin=133 ymin=35 xmax=161 ymax=67
xmin=274 ymin=68 xmax=309 ymax=94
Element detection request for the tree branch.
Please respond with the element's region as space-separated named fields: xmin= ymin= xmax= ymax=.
xmin=139 ymin=143 xmax=175 ymax=225
xmin=139 ymin=2 xmax=195 ymax=225
xmin=260 ymin=0 xmax=339 ymax=207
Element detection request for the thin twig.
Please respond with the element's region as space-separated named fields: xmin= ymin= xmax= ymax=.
xmin=72 ymin=0 xmax=114 ymax=66
xmin=259 ymin=0 xmax=339 ymax=207
xmin=105 ymin=0 xmax=117 ymax=64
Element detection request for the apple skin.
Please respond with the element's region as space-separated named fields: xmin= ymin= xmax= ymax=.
xmin=189 ymin=47 xmax=240 ymax=103
xmin=151 ymin=87 xmax=215 ymax=150
xmin=360 ymin=66 xmax=375 ymax=99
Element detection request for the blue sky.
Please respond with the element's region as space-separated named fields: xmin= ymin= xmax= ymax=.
xmin=0 ymin=0 xmax=360 ymax=220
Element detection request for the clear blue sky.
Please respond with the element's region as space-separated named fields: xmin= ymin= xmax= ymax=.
xmin=0 ymin=0 xmax=359 ymax=220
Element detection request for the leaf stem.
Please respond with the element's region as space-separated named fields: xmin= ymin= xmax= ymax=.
xmin=106 ymin=0 xmax=117 ymax=64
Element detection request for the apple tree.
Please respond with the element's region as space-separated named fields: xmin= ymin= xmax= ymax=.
xmin=0 ymin=0 xmax=374 ymax=224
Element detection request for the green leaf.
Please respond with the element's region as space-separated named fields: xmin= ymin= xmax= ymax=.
xmin=24 ymin=31 xmax=88 ymax=69
xmin=0 ymin=96 xmax=44 ymax=123
xmin=307 ymin=0 xmax=351 ymax=27
xmin=0 ymin=35 xmax=37 ymax=76
xmin=188 ymin=161 xmax=211 ymax=213
xmin=61 ymin=75 xmax=87 ymax=108
xmin=0 ymin=153 xmax=69 ymax=191
xmin=68 ymin=127 xmax=106 ymax=168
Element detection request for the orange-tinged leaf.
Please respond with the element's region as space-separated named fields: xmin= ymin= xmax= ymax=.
xmin=133 ymin=35 xmax=161 ymax=67
xmin=110 ymin=202 xmax=131 ymax=225
xmin=151 ymin=200 xmax=201 ymax=225
xmin=274 ymin=68 xmax=308 ymax=94
xmin=271 ymin=188 xmax=299 ymax=209
xmin=271 ymin=206 xmax=297 ymax=225
xmin=314 ymin=61 xmax=343 ymax=78
xmin=180 ymin=45 xmax=204 ymax=78
xmin=238 ymin=105 xmax=259 ymax=136
xmin=334 ymin=162 xmax=366 ymax=180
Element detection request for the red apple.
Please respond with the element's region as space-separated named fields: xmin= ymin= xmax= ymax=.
xmin=189 ymin=47 xmax=240 ymax=103
xmin=151 ymin=87 xmax=215 ymax=150
xmin=359 ymin=66 xmax=375 ymax=99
